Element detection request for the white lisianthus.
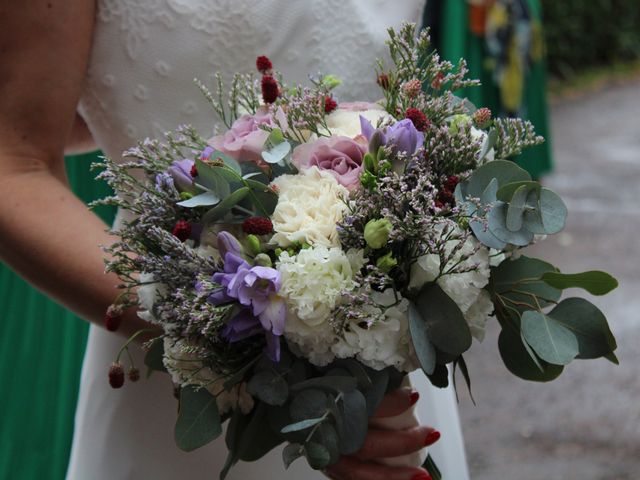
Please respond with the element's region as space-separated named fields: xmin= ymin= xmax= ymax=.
xmin=409 ymin=228 xmax=493 ymax=340
xmin=270 ymin=167 xmax=349 ymax=247
xmin=136 ymin=273 xmax=168 ymax=324
xmin=278 ymin=246 xmax=365 ymax=365
xmin=162 ymin=337 xmax=254 ymax=414
xmin=325 ymin=102 xmax=394 ymax=139
xmin=332 ymin=289 xmax=419 ymax=372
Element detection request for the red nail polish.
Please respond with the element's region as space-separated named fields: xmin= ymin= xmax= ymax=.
xmin=409 ymin=390 xmax=420 ymax=406
xmin=424 ymin=430 xmax=441 ymax=446
xmin=411 ymin=473 xmax=432 ymax=480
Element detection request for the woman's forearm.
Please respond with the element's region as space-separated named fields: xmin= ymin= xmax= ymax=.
xmin=0 ymin=158 xmax=148 ymax=336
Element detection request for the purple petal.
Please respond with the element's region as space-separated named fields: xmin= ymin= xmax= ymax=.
xmin=359 ymin=115 xmax=375 ymax=140
xmin=264 ymin=332 xmax=281 ymax=362
xmin=217 ymin=231 xmax=243 ymax=258
xmin=259 ymin=297 xmax=287 ymax=336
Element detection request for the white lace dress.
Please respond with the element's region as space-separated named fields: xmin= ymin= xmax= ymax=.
xmin=68 ymin=1 xmax=470 ymax=478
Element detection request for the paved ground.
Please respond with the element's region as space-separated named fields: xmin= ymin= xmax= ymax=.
xmin=459 ymin=79 xmax=640 ymax=480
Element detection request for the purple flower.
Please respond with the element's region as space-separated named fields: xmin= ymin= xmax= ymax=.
xmin=360 ymin=117 xmax=424 ymax=156
xmin=210 ymin=235 xmax=286 ymax=360
xmin=217 ymin=231 xmax=243 ymax=258
xmin=168 ymin=159 xmax=196 ymax=193
xmin=292 ymin=136 xmax=367 ymax=190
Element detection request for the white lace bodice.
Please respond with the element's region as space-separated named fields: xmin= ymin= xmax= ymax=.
xmin=79 ymin=0 xmax=426 ymax=162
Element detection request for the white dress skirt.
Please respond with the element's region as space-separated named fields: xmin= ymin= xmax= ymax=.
xmin=67 ymin=1 xmax=470 ymax=478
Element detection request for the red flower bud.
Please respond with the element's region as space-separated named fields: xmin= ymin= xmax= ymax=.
xmin=128 ymin=367 xmax=140 ymax=382
xmin=172 ymin=220 xmax=191 ymax=242
xmin=473 ymin=107 xmax=492 ymax=128
xmin=256 ymin=55 xmax=273 ymax=74
xmin=324 ymin=96 xmax=338 ymax=114
xmin=377 ymin=73 xmax=390 ymax=90
xmin=405 ymin=108 xmax=430 ymax=132
xmin=104 ymin=307 xmax=122 ymax=332
xmin=242 ymin=216 xmax=274 ymax=235
xmin=431 ymin=72 xmax=445 ymax=90
xmin=109 ymin=363 xmax=125 ymax=389
xmin=261 ymin=75 xmax=279 ymax=104
xmin=190 ymin=164 xmax=198 ymax=177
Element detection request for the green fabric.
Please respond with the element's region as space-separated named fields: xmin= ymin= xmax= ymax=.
xmin=432 ymin=0 xmax=553 ymax=179
xmin=0 ymin=151 xmax=114 ymax=480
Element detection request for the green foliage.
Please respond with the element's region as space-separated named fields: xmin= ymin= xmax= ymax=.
xmin=175 ymin=386 xmax=222 ymax=452
xmin=543 ymin=0 xmax=640 ymax=79
xmin=541 ymin=271 xmax=619 ymax=296
xmin=144 ymin=337 xmax=167 ymax=376
xmin=246 ymin=370 xmax=289 ymax=406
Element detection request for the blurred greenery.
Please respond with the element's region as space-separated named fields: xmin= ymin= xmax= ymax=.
xmin=543 ymin=0 xmax=640 ymax=79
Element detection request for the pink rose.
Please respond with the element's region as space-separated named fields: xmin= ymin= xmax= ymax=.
xmin=292 ymin=136 xmax=367 ymax=190
xmin=209 ymin=107 xmax=286 ymax=165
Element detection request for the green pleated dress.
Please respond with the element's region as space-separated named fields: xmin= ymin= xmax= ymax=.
xmin=424 ymin=0 xmax=553 ymax=179
xmin=0 ymin=151 xmax=114 ymax=480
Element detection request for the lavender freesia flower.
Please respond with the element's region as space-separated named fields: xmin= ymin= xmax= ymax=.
xmin=210 ymin=233 xmax=286 ymax=360
xmin=217 ymin=231 xmax=243 ymax=258
xmin=360 ymin=116 xmax=424 ymax=156
xmin=168 ymin=159 xmax=196 ymax=193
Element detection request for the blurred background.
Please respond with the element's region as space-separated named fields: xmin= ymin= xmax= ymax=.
xmin=1 ymin=1 xmax=638 ymax=479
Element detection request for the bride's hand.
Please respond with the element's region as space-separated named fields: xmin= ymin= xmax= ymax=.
xmin=324 ymin=388 xmax=440 ymax=480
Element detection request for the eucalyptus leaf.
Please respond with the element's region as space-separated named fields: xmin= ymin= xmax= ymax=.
xmin=466 ymin=160 xmax=531 ymax=198
xmin=470 ymin=218 xmax=507 ymax=249
xmin=498 ymin=327 xmax=564 ymax=382
xmin=539 ymin=188 xmax=567 ymax=234
xmin=547 ymin=298 xmax=617 ymax=359
xmin=541 ymin=271 xmax=619 ymax=296
xmin=304 ymin=442 xmax=332 ymax=470
xmin=521 ymin=311 xmax=579 ymax=365
xmin=427 ymin=363 xmax=450 ymax=388
xmin=195 ymin=158 xmax=231 ymax=197
xmin=174 ymin=385 xmax=222 ymax=452
xmin=283 ymin=443 xmax=304 ymax=469
xmin=290 ymin=389 xmax=328 ymax=421
xmin=202 ymin=186 xmax=251 ymax=224
xmin=236 ymin=403 xmax=282 ymax=461
xmin=176 ymin=191 xmax=220 ymax=208
xmin=453 ymin=356 xmax=474 ymax=404
xmin=262 ymin=141 xmax=291 ymax=164
xmin=488 ymin=202 xmax=534 ymax=246
xmin=414 ymin=284 xmax=472 ymax=356
xmin=331 ymin=359 xmax=372 ymax=389
xmin=408 ymin=301 xmax=437 ymax=375
xmin=362 ymin=366 xmax=389 ymax=417
xmin=247 ymin=370 xmax=289 ymax=406
xmin=281 ymin=417 xmax=325 ymax=434
xmin=480 ymin=177 xmax=499 ymax=205
xmin=496 ymin=181 xmax=541 ymax=202
xmin=310 ymin=423 xmax=340 ymax=466
xmin=338 ymin=390 xmax=368 ymax=455
xmin=291 ymin=376 xmax=357 ymax=394
xmin=506 ymin=184 xmax=529 ymax=232
xmin=490 ymin=256 xmax=561 ymax=310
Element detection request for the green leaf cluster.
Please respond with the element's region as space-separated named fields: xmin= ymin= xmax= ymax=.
xmin=218 ymin=352 xmax=398 ymax=478
xmin=409 ymin=283 xmax=473 ymax=393
xmin=489 ymin=256 xmax=619 ymax=382
xmin=176 ymin=150 xmax=277 ymax=223
xmin=455 ymin=160 xmax=567 ymax=248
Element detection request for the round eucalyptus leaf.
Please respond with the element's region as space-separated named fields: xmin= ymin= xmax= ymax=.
xmin=247 ymin=370 xmax=289 ymax=406
xmin=174 ymin=385 xmax=222 ymax=452
xmin=496 ymin=180 xmax=541 ymax=202
xmin=488 ymin=203 xmax=534 ymax=246
xmin=521 ymin=311 xmax=579 ymax=365
xmin=506 ymin=184 xmax=529 ymax=232
xmin=548 ymin=298 xmax=617 ymax=359
xmin=498 ymin=328 xmax=564 ymax=382
xmin=539 ymin=188 xmax=567 ymax=234
xmin=470 ymin=218 xmax=507 ymax=249
xmin=338 ymin=390 xmax=368 ymax=455
xmin=283 ymin=443 xmax=304 ymax=469
xmin=310 ymin=423 xmax=340 ymax=466
xmin=304 ymin=442 xmax=332 ymax=470
xmin=290 ymin=389 xmax=328 ymax=422
xmin=466 ymin=160 xmax=531 ymax=197
xmin=408 ymin=301 xmax=436 ymax=375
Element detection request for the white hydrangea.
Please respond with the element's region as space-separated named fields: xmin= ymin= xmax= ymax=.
xmin=332 ymin=289 xmax=419 ymax=372
xmin=278 ymin=246 xmax=365 ymax=365
xmin=162 ymin=337 xmax=254 ymax=414
xmin=325 ymin=102 xmax=393 ymax=139
xmin=409 ymin=229 xmax=493 ymax=340
xmin=270 ymin=167 xmax=349 ymax=248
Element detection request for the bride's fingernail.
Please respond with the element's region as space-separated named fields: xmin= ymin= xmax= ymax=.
xmin=424 ymin=430 xmax=441 ymax=446
xmin=411 ymin=473 xmax=432 ymax=480
xmin=409 ymin=390 xmax=420 ymax=406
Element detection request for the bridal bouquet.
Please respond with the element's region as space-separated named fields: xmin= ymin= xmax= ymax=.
xmin=96 ymin=24 xmax=618 ymax=479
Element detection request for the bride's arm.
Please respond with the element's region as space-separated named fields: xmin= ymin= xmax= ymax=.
xmin=0 ymin=1 xmax=146 ymax=336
